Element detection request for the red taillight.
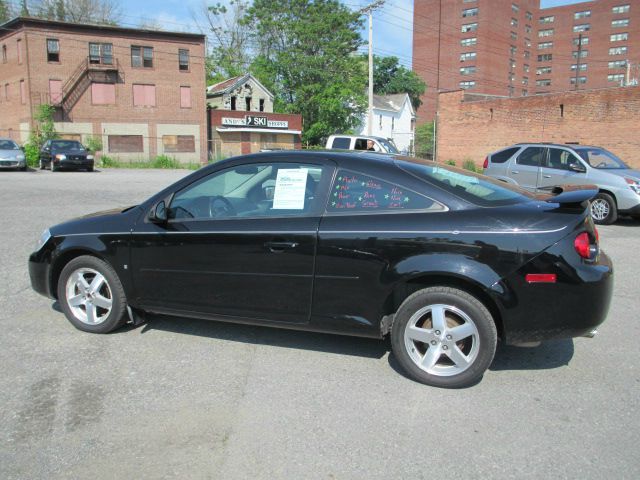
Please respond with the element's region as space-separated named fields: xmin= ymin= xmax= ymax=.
xmin=483 ymin=156 xmax=489 ymax=169
xmin=574 ymin=232 xmax=591 ymax=259
xmin=526 ymin=273 xmax=557 ymax=284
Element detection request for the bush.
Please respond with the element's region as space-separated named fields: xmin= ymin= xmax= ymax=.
xmin=100 ymin=155 xmax=117 ymax=168
xmin=445 ymin=159 xmax=456 ymax=167
xmin=23 ymin=142 xmax=40 ymax=168
xmin=462 ymin=159 xmax=479 ymax=173
xmin=152 ymin=155 xmax=182 ymax=169
xmin=415 ymin=121 xmax=435 ymax=159
xmin=85 ymin=135 xmax=103 ymax=154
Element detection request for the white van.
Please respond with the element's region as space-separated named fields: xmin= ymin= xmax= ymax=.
xmin=325 ymin=135 xmax=399 ymax=154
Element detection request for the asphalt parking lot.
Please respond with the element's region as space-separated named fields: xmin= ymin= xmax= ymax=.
xmin=1 ymin=167 xmax=639 ymax=479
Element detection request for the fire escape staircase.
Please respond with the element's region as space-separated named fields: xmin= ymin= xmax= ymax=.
xmin=54 ymin=57 xmax=121 ymax=114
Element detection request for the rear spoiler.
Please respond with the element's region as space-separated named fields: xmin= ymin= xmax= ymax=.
xmin=540 ymin=185 xmax=598 ymax=207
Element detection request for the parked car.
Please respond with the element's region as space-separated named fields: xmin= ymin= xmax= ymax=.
xmin=326 ymin=134 xmax=399 ymax=154
xmin=483 ymin=143 xmax=640 ymax=225
xmin=29 ymin=151 xmax=612 ymax=388
xmin=39 ymin=139 xmax=94 ymax=172
xmin=0 ymin=138 xmax=27 ymax=171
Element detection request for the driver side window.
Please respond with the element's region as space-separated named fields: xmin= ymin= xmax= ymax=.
xmin=168 ymin=162 xmax=326 ymax=220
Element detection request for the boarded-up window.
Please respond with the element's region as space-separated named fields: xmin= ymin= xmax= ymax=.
xmin=180 ymin=86 xmax=191 ymax=108
xmin=20 ymin=80 xmax=25 ymax=104
xmin=163 ymin=135 xmax=195 ymax=153
xmin=91 ymin=83 xmax=116 ymax=105
xmin=49 ymin=79 xmax=62 ymax=104
xmin=133 ymin=84 xmax=156 ymax=106
xmin=109 ymin=135 xmax=143 ymax=153
xmin=17 ymin=39 xmax=22 ymax=64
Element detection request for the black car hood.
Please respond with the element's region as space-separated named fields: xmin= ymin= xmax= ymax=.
xmin=81 ymin=206 xmax=137 ymax=219
xmin=51 ymin=205 xmax=141 ymax=236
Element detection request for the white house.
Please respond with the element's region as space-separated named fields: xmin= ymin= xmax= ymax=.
xmin=357 ymin=93 xmax=416 ymax=153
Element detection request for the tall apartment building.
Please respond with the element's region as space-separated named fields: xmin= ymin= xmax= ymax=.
xmin=413 ymin=0 xmax=640 ymax=122
xmin=0 ymin=17 xmax=206 ymax=163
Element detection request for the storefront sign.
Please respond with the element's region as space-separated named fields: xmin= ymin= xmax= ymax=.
xmin=221 ymin=116 xmax=289 ymax=129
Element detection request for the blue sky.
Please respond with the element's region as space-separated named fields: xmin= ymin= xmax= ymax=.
xmin=120 ymin=0 xmax=592 ymax=71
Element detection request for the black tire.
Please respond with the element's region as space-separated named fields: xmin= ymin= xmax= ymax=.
xmin=51 ymin=162 xmax=59 ymax=172
xmin=57 ymin=255 xmax=128 ymax=333
xmin=590 ymin=192 xmax=617 ymax=225
xmin=87 ymin=166 xmax=94 ymax=172
xmin=390 ymin=286 xmax=497 ymax=388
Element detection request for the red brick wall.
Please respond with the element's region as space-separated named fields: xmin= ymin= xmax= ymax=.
xmin=436 ymin=86 xmax=640 ymax=168
xmin=0 ymin=29 xmax=31 ymax=139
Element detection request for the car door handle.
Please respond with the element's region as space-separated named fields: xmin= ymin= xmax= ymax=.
xmin=511 ymin=170 xmax=519 ymax=174
xmin=264 ymin=241 xmax=299 ymax=252
xmin=542 ymin=174 xmax=551 ymax=178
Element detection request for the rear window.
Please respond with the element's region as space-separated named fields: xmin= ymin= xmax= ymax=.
xmin=490 ymin=147 xmax=519 ymax=163
xmin=516 ymin=147 xmax=544 ymax=166
xmin=397 ymin=160 xmax=534 ymax=207
xmin=331 ymin=137 xmax=350 ymax=149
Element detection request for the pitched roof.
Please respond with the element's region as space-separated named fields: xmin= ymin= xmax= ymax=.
xmin=206 ymin=73 xmax=274 ymax=99
xmin=373 ymin=93 xmax=415 ymax=116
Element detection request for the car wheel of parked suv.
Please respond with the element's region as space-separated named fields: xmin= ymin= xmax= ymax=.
xmin=590 ymin=193 xmax=617 ymax=225
xmin=391 ymin=286 xmax=497 ymax=388
xmin=57 ymin=256 xmax=128 ymax=333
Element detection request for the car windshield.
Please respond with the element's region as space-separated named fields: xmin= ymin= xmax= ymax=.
xmin=575 ymin=147 xmax=628 ymax=170
xmin=0 ymin=140 xmax=20 ymax=150
xmin=51 ymin=140 xmax=85 ymax=151
xmin=378 ymin=138 xmax=399 ymax=154
xmin=397 ymin=159 xmax=535 ymax=207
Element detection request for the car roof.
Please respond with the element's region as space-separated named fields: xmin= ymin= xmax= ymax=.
xmin=329 ymin=134 xmax=389 ymax=141
xmin=511 ymin=142 xmax=600 ymax=149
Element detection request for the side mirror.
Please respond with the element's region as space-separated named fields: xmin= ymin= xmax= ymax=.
xmin=149 ymin=200 xmax=168 ymax=223
xmin=569 ymin=162 xmax=586 ymax=173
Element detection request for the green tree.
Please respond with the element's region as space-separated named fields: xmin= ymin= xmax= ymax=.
xmin=24 ymin=104 xmax=58 ymax=167
xmin=246 ymin=0 xmax=367 ymax=145
xmin=20 ymin=0 xmax=29 ymax=16
xmin=371 ymin=55 xmax=426 ymax=111
xmin=414 ymin=121 xmax=435 ymax=159
xmin=0 ymin=0 xmax=12 ymax=22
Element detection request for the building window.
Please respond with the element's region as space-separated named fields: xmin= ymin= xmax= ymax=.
xmin=461 ymin=37 xmax=477 ymax=47
xmin=89 ymin=43 xmax=113 ymax=65
xmin=462 ymin=8 xmax=478 ymax=17
xmin=524 ymin=38 xmax=531 ymax=47
xmin=522 ymin=77 xmax=528 ymax=85
xmin=522 ymin=89 xmax=528 ymax=96
xmin=525 ymin=24 xmax=532 ymax=34
xmin=17 ymin=39 xmax=22 ymax=64
xmin=178 ymin=49 xmax=189 ymax=71
xmin=462 ymin=0 xmax=476 ymax=2
xmin=539 ymin=15 xmax=554 ymax=24
xmin=609 ymin=60 xmax=627 ymax=69
xmin=538 ymin=42 xmax=553 ymax=50
xmin=131 ymin=46 xmax=153 ymax=68
xmin=2 ymin=45 xmax=6 ymax=63
xmin=47 ymin=39 xmax=59 ymax=62
xmin=574 ymin=10 xmax=591 ymax=20
xmin=379 ymin=115 xmax=382 ymax=128
xmin=523 ymin=64 xmax=530 ymax=72
xmin=525 ymin=11 xmax=532 ymax=21
xmin=49 ymin=79 xmax=62 ymax=104
xmin=512 ymin=4 xmax=519 ymax=13
xmin=510 ymin=31 xmax=517 ymax=41
xmin=91 ymin=83 xmax=116 ymax=105
xmin=570 ymin=64 xmax=587 ymax=71
xmin=538 ymin=29 xmax=553 ymax=37
xmin=609 ymin=46 xmax=628 ymax=55
xmin=570 ymin=76 xmax=587 ymax=85
xmin=537 ymin=54 xmax=552 ymax=62
xmin=511 ymin=18 xmax=518 ymax=27
xmin=536 ymin=66 xmax=552 ymax=75
xmin=245 ymin=96 xmax=252 ymax=111
xmin=259 ymin=99 xmax=265 ymax=112
xmin=460 ymin=66 xmax=476 ymax=75
xmin=20 ymin=79 xmax=25 ymax=104
xmin=573 ymin=37 xmax=589 ymax=46
xmin=460 ymin=52 xmax=476 ymax=61
xmin=611 ymin=19 xmax=629 ymax=28
xmin=230 ymin=96 xmax=236 ymax=110
xmin=163 ymin=135 xmax=195 ymax=153
xmin=108 ymin=135 xmax=143 ymax=153
xmin=610 ymin=33 xmax=628 ymax=42
xmin=180 ymin=86 xmax=191 ymax=108
xmin=523 ymin=50 xmax=530 ymax=59
xmin=536 ymin=79 xmax=551 ymax=87
xmin=459 ymin=81 xmax=475 ymax=89
xmin=461 ymin=23 xmax=478 ymax=33
xmin=573 ymin=24 xmax=590 ymax=32
xmin=612 ymin=5 xmax=630 ymax=14
xmin=510 ymin=59 xmax=516 ymax=69
xmin=608 ymin=74 xmax=625 ymax=83
xmin=510 ymin=45 xmax=517 ymax=56
xmin=132 ymin=84 xmax=156 ymax=107
xmin=572 ymin=50 xmax=588 ymax=59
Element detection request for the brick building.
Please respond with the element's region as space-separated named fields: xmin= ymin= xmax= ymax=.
xmin=435 ymin=85 xmax=640 ymax=167
xmin=413 ymin=0 xmax=640 ymax=122
xmin=0 ymin=17 xmax=207 ymax=163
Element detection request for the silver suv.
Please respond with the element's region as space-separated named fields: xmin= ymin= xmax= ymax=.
xmin=483 ymin=143 xmax=640 ymax=224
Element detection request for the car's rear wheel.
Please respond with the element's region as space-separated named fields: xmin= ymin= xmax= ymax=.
xmin=57 ymin=256 xmax=128 ymax=333
xmin=591 ymin=193 xmax=617 ymax=225
xmin=391 ymin=287 xmax=497 ymax=388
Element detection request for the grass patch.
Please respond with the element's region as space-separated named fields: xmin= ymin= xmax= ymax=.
xmin=99 ymin=155 xmax=201 ymax=170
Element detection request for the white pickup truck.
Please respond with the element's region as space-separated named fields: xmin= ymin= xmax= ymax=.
xmin=325 ymin=135 xmax=399 ymax=154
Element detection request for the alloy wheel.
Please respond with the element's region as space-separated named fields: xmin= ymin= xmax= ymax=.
xmin=591 ymin=199 xmax=610 ymax=222
xmin=64 ymin=267 xmax=113 ymax=325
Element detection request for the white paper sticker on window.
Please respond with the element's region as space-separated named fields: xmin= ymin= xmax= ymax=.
xmin=272 ymin=168 xmax=308 ymax=209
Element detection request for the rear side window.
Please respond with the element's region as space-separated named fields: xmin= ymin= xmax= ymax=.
xmin=354 ymin=138 xmax=368 ymax=150
xmin=516 ymin=147 xmax=545 ymax=166
xmin=331 ymin=137 xmax=350 ymax=149
xmin=327 ymin=170 xmax=443 ymax=212
xmin=491 ymin=147 xmax=519 ymax=163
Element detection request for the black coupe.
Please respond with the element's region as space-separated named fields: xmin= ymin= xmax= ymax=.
xmin=29 ymin=151 xmax=613 ymax=388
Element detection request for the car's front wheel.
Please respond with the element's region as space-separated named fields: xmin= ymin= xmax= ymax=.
xmin=57 ymin=255 xmax=128 ymax=333
xmin=591 ymin=192 xmax=617 ymax=225
xmin=391 ymin=286 xmax=497 ymax=388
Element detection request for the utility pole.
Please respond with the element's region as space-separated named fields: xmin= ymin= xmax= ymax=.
xmin=574 ymin=33 xmax=583 ymax=90
xmin=360 ymin=0 xmax=385 ymax=136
